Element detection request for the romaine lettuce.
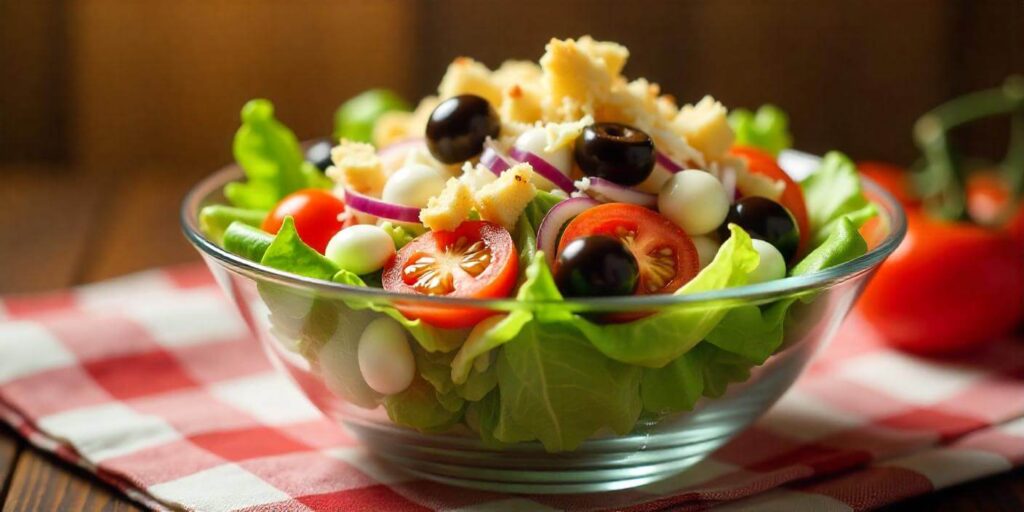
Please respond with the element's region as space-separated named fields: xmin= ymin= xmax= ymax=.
xmin=728 ymin=104 xmax=793 ymax=157
xmin=800 ymin=151 xmax=876 ymax=247
xmin=199 ymin=206 xmax=267 ymax=245
xmin=226 ymin=99 xmax=330 ymax=210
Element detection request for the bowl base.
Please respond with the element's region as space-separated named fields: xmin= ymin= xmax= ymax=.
xmin=343 ymin=417 xmax=732 ymax=494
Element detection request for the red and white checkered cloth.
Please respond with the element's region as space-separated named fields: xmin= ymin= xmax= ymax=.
xmin=1 ymin=264 xmax=1022 ymax=511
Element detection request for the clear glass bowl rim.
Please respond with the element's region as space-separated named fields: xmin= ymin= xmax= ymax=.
xmin=181 ymin=150 xmax=907 ymax=311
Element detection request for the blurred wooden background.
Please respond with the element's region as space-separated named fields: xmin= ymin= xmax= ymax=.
xmin=2 ymin=0 xmax=1021 ymax=171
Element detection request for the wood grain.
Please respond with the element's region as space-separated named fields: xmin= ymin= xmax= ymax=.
xmin=2 ymin=451 xmax=140 ymax=512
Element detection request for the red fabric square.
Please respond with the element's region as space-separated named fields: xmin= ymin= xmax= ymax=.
xmin=40 ymin=311 xmax=159 ymax=361
xmin=190 ymin=426 xmax=312 ymax=461
xmin=296 ymin=485 xmax=432 ymax=512
xmin=170 ymin=339 xmax=271 ymax=385
xmin=101 ymin=439 xmax=225 ymax=487
xmin=2 ymin=292 xmax=76 ymax=319
xmin=2 ymin=366 xmax=112 ymax=418
xmin=879 ymin=407 xmax=989 ymax=441
xmin=84 ymin=350 xmax=198 ymax=400
xmin=277 ymin=419 xmax=355 ymax=450
xmin=241 ymin=451 xmax=376 ymax=497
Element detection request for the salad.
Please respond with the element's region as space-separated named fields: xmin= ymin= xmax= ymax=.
xmin=199 ymin=37 xmax=876 ymax=452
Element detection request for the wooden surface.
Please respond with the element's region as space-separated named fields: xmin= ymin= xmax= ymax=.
xmin=0 ymin=163 xmax=1021 ymax=510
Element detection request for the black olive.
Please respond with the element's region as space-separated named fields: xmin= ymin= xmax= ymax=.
xmin=718 ymin=196 xmax=800 ymax=261
xmin=574 ymin=123 xmax=656 ymax=186
xmin=425 ymin=94 xmax=500 ymax=164
xmin=305 ymin=139 xmax=333 ymax=171
xmin=555 ymin=236 xmax=639 ymax=298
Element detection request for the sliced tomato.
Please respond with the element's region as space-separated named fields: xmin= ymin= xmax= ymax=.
xmin=262 ymin=189 xmax=348 ymax=253
xmin=730 ymin=146 xmax=811 ymax=256
xmin=382 ymin=221 xmax=518 ymax=328
xmin=557 ymin=203 xmax=699 ymax=295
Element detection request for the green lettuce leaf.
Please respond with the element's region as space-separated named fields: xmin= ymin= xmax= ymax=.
xmin=333 ymin=89 xmax=411 ymax=143
xmin=728 ymin=104 xmax=793 ymax=157
xmin=574 ymin=225 xmax=760 ymax=367
xmin=226 ymin=99 xmax=329 ymax=210
xmin=792 ymin=216 xmax=869 ymax=276
xmin=493 ymin=322 xmax=642 ymax=452
xmin=800 ymin=151 xmax=877 ymax=247
xmin=260 ymin=217 xmax=339 ymax=280
xmin=383 ymin=377 xmax=464 ymax=433
xmin=223 ymin=221 xmax=274 ymax=262
xmin=464 ymin=390 xmax=505 ymax=448
xmin=199 ymin=205 xmax=267 ymax=244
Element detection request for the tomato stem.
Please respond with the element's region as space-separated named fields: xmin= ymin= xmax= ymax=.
xmin=914 ymin=76 xmax=1024 ymax=222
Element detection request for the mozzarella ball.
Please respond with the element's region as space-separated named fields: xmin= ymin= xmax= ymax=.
xmin=325 ymin=225 xmax=396 ymax=275
xmin=658 ymin=169 xmax=730 ymax=235
xmin=748 ymin=239 xmax=787 ymax=284
xmin=382 ymin=163 xmax=447 ymax=208
xmin=515 ymin=127 xmax=572 ymax=190
xmin=357 ymin=317 xmax=416 ymax=395
xmin=691 ymin=235 xmax=721 ymax=270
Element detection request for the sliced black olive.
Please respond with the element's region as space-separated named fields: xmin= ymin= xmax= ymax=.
xmin=555 ymin=235 xmax=640 ymax=298
xmin=305 ymin=139 xmax=333 ymax=171
xmin=425 ymin=94 xmax=500 ymax=164
xmin=574 ymin=122 xmax=656 ymax=186
xmin=718 ymin=196 xmax=800 ymax=261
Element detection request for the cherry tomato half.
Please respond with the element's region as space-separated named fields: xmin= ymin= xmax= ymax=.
xmin=262 ymin=189 xmax=348 ymax=253
xmin=858 ymin=210 xmax=1024 ymax=355
xmin=557 ymin=203 xmax=699 ymax=295
xmin=730 ymin=146 xmax=811 ymax=257
xmin=382 ymin=221 xmax=518 ymax=328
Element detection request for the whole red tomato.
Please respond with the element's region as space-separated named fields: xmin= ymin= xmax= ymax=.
xmin=857 ymin=167 xmax=1024 ymax=355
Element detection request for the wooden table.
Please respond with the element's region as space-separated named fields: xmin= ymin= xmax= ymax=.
xmin=0 ymin=165 xmax=1022 ymax=511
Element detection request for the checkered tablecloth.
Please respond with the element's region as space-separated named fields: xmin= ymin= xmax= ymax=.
xmin=1 ymin=264 xmax=1022 ymax=511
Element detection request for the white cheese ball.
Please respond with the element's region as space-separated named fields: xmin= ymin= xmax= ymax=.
xmin=658 ymin=169 xmax=730 ymax=235
xmin=514 ymin=127 xmax=572 ymax=190
xmin=357 ymin=317 xmax=415 ymax=395
xmin=691 ymin=235 xmax=721 ymax=270
xmin=382 ymin=163 xmax=447 ymax=208
xmin=748 ymin=239 xmax=787 ymax=284
xmin=325 ymin=225 xmax=396 ymax=275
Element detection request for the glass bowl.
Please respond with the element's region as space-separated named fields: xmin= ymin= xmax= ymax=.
xmin=181 ymin=150 xmax=906 ymax=494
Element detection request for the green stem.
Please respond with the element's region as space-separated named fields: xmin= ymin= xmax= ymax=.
xmin=914 ymin=76 xmax=1024 ymax=221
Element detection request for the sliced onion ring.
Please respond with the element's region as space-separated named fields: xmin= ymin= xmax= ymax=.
xmin=655 ymin=150 xmax=685 ymax=174
xmin=536 ymin=197 xmax=600 ymax=266
xmin=378 ymin=137 xmax=425 ymax=159
xmin=574 ymin=177 xmax=657 ymax=208
xmin=508 ymin=147 xmax=575 ymax=193
xmin=480 ymin=141 xmax=512 ymax=176
xmin=343 ymin=188 xmax=421 ymax=223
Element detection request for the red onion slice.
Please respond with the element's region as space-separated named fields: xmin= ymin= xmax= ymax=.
xmin=508 ymin=147 xmax=575 ymax=193
xmin=655 ymin=150 xmax=685 ymax=174
xmin=480 ymin=141 xmax=512 ymax=176
xmin=343 ymin=188 xmax=422 ymax=223
xmin=536 ymin=197 xmax=599 ymax=265
xmin=720 ymin=165 xmax=738 ymax=202
xmin=575 ymin=177 xmax=658 ymax=208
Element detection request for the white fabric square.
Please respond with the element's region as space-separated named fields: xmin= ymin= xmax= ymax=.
xmin=761 ymin=388 xmax=867 ymax=441
xmin=835 ymin=352 xmax=986 ymax=404
xmin=148 ymin=463 xmax=291 ymax=512
xmin=0 ymin=321 xmax=77 ymax=383
xmin=76 ymin=271 xmax=176 ymax=309
xmin=883 ymin=448 xmax=1011 ymax=489
xmin=210 ymin=372 xmax=323 ymax=426
xmin=117 ymin=289 xmax=247 ymax=348
xmin=997 ymin=416 xmax=1024 ymax=436
xmin=38 ymin=403 xmax=181 ymax=461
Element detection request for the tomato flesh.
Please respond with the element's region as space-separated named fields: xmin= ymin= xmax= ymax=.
xmin=383 ymin=221 xmax=518 ymax=328
xmin=262 ymin=189 xmax=347 ymax=253
xmin=730 ymin=146 xmax=811 ymax=257
xmin=557 ymin=203 xmax=699 ymax=295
